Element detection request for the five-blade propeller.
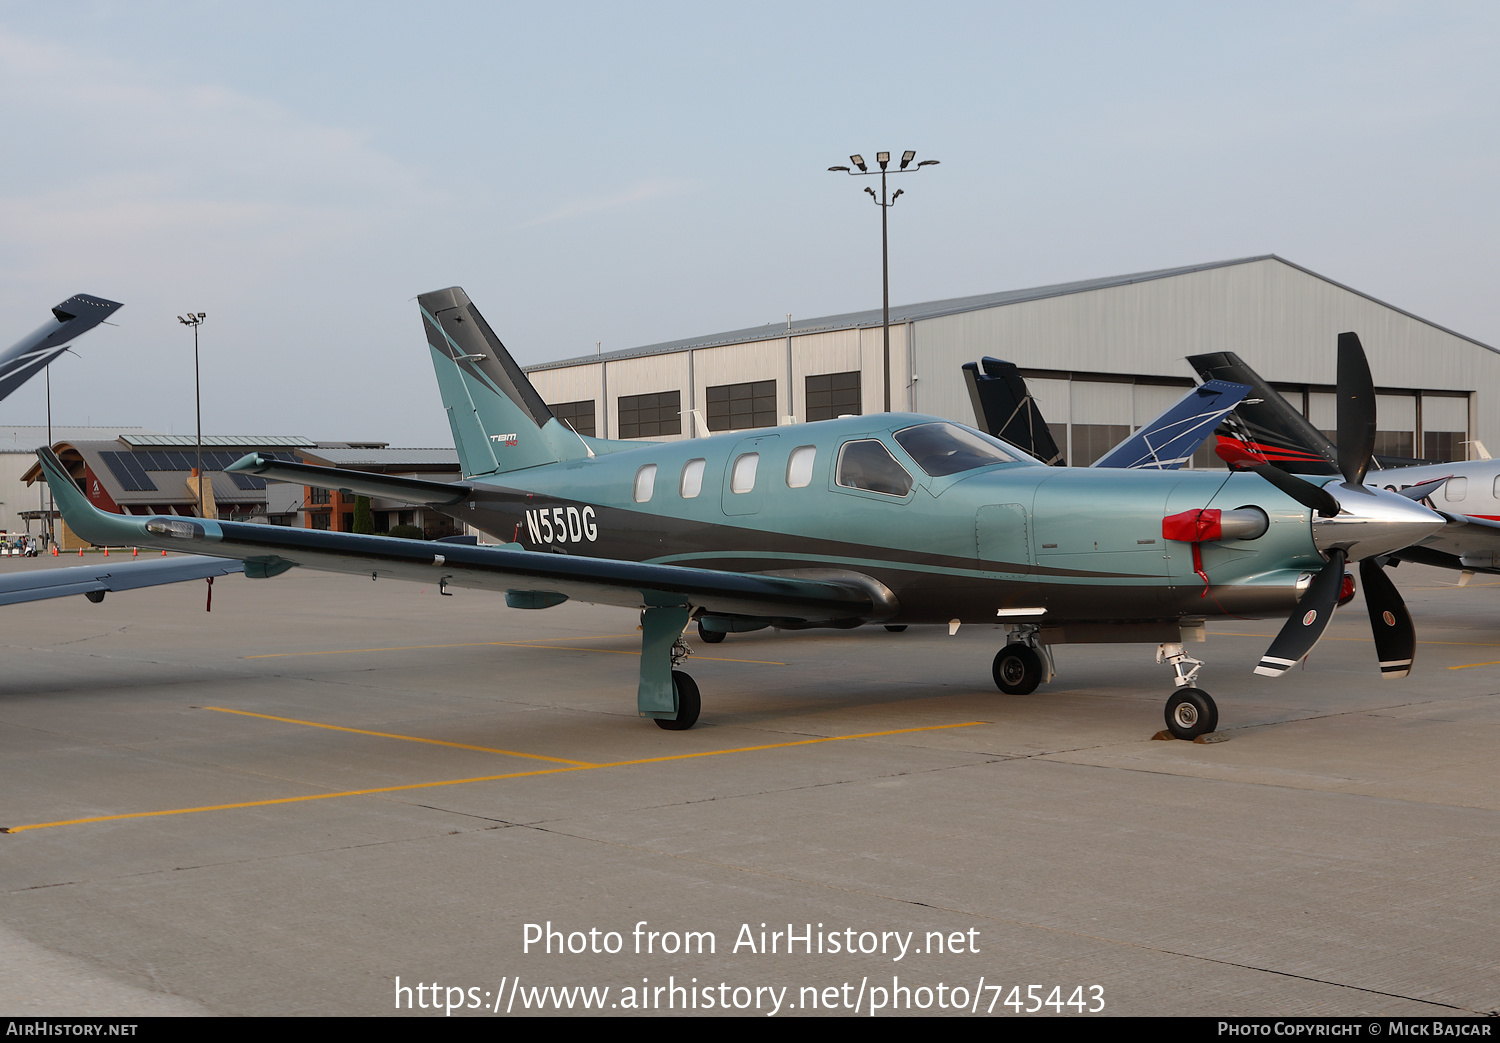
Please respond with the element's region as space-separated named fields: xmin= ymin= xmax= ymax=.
xmin=1233 ymin=333 xmax=1423 ymax=679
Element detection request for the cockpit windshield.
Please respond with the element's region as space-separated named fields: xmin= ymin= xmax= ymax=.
xmin=893 ymin=422 xmax=1029 ymax=476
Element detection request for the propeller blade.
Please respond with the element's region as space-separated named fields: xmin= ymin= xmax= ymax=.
xmin=1240 ymin=462 xmax=1341 ymax=517
xmin=1255 ymin=548 xmax=1348 ymax=676
xmin=1336 ymin=332 xmax=1377 ymax=486
xmin=1392 ymin=477 xmax=1448 ymax=503
xmin=1359 ymin=558 xmax=1415 ymax=678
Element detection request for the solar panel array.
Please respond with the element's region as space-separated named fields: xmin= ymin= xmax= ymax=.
xmin=96 ymin=450 xmax=297 ymax=494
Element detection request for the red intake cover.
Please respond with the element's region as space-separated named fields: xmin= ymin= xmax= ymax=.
xmin=1163 ymin=508 xmax=1221 ymax=543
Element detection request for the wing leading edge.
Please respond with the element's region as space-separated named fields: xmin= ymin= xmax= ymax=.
xmin=38 ymin=448 xmax=879 ymax=625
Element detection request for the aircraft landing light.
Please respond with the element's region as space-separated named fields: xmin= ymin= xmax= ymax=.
xmin=0 ymin=721 xmax=985 ymax=834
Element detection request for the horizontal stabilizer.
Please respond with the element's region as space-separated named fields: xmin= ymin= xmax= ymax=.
xmin=227 ymin=454 xmax=470 ymax=506
xmin=1091 ymin=379 xmax=1251 ymax=470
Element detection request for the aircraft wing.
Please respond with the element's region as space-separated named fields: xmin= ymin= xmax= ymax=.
xmin=1393 ymin=512 xmax=1500 ymax=574
xmin=227 ymin=453 xmax=470 ymax=506
xmin=0 ymin=555 xmax=243 ymax=608
xmin=1090 ymin=380 xmax=1251 ymax=470
xmin=0 ymin=294 xmax=122 ymax=403
xmin=38 ymin=449 xmax=878 ymax=624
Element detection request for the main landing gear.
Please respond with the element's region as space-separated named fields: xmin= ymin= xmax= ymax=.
xmin=1157 ymin=642 xmax=1218 ymax=739
xmin=991 ymin=625 xmax=1056 ymax=695
xmin=640 ymin=605 xmax=701 ymax=730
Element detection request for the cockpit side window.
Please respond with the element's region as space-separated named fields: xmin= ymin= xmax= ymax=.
xmin=894 ymin=422 xmax=1016 ymax=477
xmin=836 ymin=439 xmax=913 ymax=497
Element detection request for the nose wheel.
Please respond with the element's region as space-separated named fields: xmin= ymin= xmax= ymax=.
xmin=1164 ymin=687 xmax=1218 ymax=739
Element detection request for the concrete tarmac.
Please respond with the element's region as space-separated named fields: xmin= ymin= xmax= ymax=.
xmin=0 ymin=554 xmax=1495 ymax=1017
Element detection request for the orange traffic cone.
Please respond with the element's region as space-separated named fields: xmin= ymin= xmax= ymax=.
xmin=78 ymin=547 xmax=83 ymax=557
xmin=133 ymin=547 xmax=138 ymax=557
xmin=104 ymin=546 xmax=109 ymax=556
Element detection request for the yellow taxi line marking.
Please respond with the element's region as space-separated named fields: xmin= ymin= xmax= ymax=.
xmin=243 ymin=639 xmax=784 ymax=666
xmin=1 ymin=722 xmax=984 ymax=833
xmin=1446 ymin=661 xmax=1500 ymax=671
xmin=203 ymin=707 xmax=596 ymax=766
xmin=243 ymin=636 xmax=634 ymax=658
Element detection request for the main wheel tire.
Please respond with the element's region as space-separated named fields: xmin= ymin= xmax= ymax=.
xmin=884 ymin=624 xmax=908 ymax=632
xmin=1164 ymin=687 xmax=1218 ymax=739
xmin=696 ymin=620 xmax=726 ymax=644
xmin=654 ymin=670 xmax=701 ymax=730
xmin=992 ymin=643 xmax=1042 ymax=694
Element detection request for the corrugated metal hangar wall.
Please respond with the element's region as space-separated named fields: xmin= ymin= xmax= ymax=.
xmin=525 ymin=256 xmax=1496 ymax=466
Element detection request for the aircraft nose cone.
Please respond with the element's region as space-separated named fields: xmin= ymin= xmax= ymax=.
xmin=1311 ymin=483 xmax=1445 ymax=561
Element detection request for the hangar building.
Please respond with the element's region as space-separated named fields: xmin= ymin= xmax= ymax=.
xmin=525 ymin=256 xmax=1495 ymax=467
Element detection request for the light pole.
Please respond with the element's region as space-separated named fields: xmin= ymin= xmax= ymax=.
xmin=828 ymin=150 xmax=939 ymax=412
xmin=177 ymin=312 xmax=207 ymax=515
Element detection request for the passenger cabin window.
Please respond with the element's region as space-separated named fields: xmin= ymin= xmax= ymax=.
xmin=680 ymin=458 xmax=706 ymax=498
xmin=1445 ymin=476 xmax=1468 ymax=502
xmin=730 ymin=453 xmax=759 ymax=493
xmin=894 ymin=422 xmax=1015 ymax=477
xmin=633 ymin=464 xmax=657 ymax=503
xmin=836 ymin=440 xmax=912 ymax=497
xmin=786 ymin=445 xmax=816 ymax=488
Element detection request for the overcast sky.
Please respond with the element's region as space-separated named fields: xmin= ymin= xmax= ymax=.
xmin=1 ymin=2 xmax=1496 ymax=446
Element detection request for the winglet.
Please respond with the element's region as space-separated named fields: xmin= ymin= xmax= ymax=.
xmin=35 ymin=446 xmax=161 ymax=548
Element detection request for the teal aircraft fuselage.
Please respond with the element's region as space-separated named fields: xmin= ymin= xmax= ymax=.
xmin=455 ymin=414 xmax=1324 ymax=628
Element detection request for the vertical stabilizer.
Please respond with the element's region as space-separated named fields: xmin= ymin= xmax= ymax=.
xmin=963 ymin=357 xmax=1065 ymax=465
xmin=0 ymin=294 xmax=122 ymax=403
xmin=418 ymin=287 xmax=587 ymax=477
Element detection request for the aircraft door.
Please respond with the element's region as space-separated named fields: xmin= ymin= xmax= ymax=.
xmin=721 ymin=434 xmax=778 ymax=517
xmin=975 ymin=503 xmax=1033 ymax=580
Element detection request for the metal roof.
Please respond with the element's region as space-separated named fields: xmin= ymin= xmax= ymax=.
xmin=0 ymin=426 xmax=158 ymax=453
xmin=120 ymin=434 xmax=314 ymax=448
xmin=526 ymin=254 xmax=1496 ymax=372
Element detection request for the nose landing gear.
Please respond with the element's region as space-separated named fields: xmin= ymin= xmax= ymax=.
xmin=1157 ymin=642 xmax=1218 ymax=739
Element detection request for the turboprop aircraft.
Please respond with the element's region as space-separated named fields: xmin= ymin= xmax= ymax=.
xmin=0 ymin=295 xmax=243 ymax=606
xmin=39 ymin=288 xmax=1447 ymax=739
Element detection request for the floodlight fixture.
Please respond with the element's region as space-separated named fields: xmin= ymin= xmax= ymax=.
xmin=825 ymin=149 xmax=940 ymax=411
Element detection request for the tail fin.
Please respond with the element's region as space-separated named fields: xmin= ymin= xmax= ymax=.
xmin=1186 ymin=350 xmax=1339 ymax=475
xmin=418 ymin=287 xmax=588 ymax=477
xmin=962 ymin=357 xmax=1065 ymax=465
xmin=0 ymin=294 xmax=122 ymax=403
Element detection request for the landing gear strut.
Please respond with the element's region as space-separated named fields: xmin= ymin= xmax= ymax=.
xmin=1157 ymin=642 xmax=1218 ymax=739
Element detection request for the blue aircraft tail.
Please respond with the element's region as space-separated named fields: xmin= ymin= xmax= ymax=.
xmin=417 ymin=287 xmax=595 ymax=477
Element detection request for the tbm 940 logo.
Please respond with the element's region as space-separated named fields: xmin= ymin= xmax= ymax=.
xmin=525 ymin=505 xmax=599 ymax=545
